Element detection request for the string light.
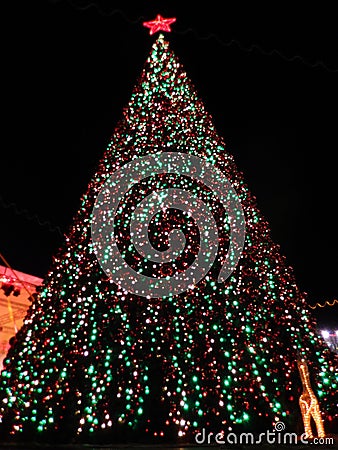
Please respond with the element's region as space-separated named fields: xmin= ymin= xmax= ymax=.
xmin=308 ymin=299 xmax=338 ymax=309
xmin=0 ymin=33 xmax=337 ymax=443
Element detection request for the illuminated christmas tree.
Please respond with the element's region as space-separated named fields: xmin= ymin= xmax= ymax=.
xmin=1 ymin=17 xmax=337 ymax=444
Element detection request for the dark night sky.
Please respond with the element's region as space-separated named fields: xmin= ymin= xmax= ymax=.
xmin=1 ymin=1 xmax=338 ymax=327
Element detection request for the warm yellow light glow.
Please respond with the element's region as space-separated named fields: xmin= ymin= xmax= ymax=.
xmin=297 ymin=359 xmax=325 ymax=439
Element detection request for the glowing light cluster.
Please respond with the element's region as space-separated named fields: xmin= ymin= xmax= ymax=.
xmin=297 ymin=359 xmax=326 ymax=439
xmin=0 ymin=34 xmax=337 ymax=443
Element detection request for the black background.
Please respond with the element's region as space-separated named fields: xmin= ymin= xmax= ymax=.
xmin=1 ymin=1 xmax=338 ymax=327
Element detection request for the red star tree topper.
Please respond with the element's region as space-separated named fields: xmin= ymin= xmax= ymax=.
xmin=143 ymin=14 xmax=176 ymax=35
